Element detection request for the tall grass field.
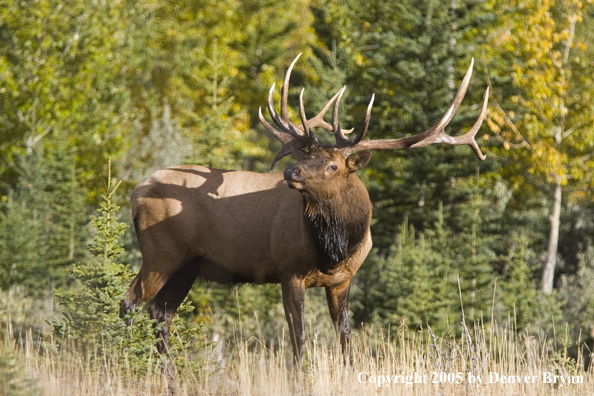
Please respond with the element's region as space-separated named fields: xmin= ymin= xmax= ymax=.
xmin=2 ymin=293 xmax=592 ymax=396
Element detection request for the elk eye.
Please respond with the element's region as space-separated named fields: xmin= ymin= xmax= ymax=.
xmin=327 ymin=164 xmax=338 ymax=172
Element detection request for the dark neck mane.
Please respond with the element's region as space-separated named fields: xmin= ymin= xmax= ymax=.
xmin=303 ymin=181 xmax=371 ymax=273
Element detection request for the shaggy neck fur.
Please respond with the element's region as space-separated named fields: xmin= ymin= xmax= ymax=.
xmin=303 ymin=180 xmax=371 ymax=274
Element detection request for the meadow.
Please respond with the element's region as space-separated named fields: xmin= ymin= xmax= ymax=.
xmin=2 ymin=286 xmax=592 ymax=396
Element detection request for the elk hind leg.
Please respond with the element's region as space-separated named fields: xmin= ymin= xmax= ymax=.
xmin=148 ymin=258 xmax=201 ymax=355
xmin=120 ymin=273 xmax=144 ymax=325
xmin=120 ymin=257 xmax=187 ymax=324
xmin=120 ymin=269 xmax=170 ymax=325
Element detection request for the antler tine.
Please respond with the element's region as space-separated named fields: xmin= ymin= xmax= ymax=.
xmin=445 ymin=86 xmax=489 ymax=160
xmin=332 ymin=87 xmax=350 ymax=147
xmin=267 ymin=54 xmax=350 ymax=137
xmin=261 ymin=54 xmax=320 ymax=170
xmin=280 ymin=56 xmax=354 ymax=134
xmin=281 ymin=53 xmax=302 ymax=122
xmin=278 ymin=53 xmax=345 ymax=133
xmin=423 ymin=57 xmax=475 ymax=135
xmin=339 ymin=59 xmax=488 ymax=160
xmin=299 ymin=88 xmax=320 ymax=148
xmin=352 ymin=94 xmax=375 ymax=144
xmin=410 ymin=86 xmax=489 ymax=159
xmin=267 ymin=83 xmax=306 ymax=140
xmin=307 ymin=90 xmax=354 ymax=134
xmin=331 ymin=90 xmax=375 ymax=149
xmin=259 ymin=107 xmax=307 ymax=171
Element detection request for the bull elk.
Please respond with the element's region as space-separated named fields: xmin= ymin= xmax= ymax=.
xmin=120 ymin=54 xmax=489 ymax=364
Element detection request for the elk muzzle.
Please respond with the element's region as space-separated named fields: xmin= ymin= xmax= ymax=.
xmin=284 ymin=165 xmax=305 ymax=190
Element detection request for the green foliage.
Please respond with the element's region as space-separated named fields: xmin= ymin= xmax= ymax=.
xmin=53 ymin=160 xmax=205 ymax=375
xmin=495 ymin=229 xmax=538 ymax=328
xmin=0 ymin=193 xmax=44 ymax=291
xmin=53 ymin=160 xmax=158 ymax=372
xmin=0 ymin=344 xmax=38 ymax=396
xmin=487 ymin=0 xmax=594 ymax=184
xmin=485 ymin=0 xmax=594 ymax=291
xmin=186 ymin=39 xmax=259 ymax=170
xmin=352 ymin=173 xmax=560 ymax=336
xmin=311 ymin=0 xmax=498 ymax=251
xmin=0 ymin=139 xmax=87 ymax=293
xmin=0 ymin=0 xmax=131 ymax=197
xmin=118 ymin=0 xmax=318 ymax=178
xmin=558 ymin=245 xmax=594 ymax=346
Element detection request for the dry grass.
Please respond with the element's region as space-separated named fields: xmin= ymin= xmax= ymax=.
xmin=2 ymin=286 xmax=592 ymax=395
xmin=4 ymin=316 xmax=594 ymax=396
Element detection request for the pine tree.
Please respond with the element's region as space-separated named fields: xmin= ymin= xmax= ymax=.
xmin=495 ymin=228 xmax=540 ymax=329
xmin=0 ymin=150 xmax=51 ymax=293
xmin=53 ymin=159 xmax=204 ymax=374
xmin=187 ymin=39 xmax=262 ymax=170
xmin=0 ymin=136 xmax=87 ymax=294
xmin=0 ymin=344 xmax=38 ymax=396
xmin=53 ymin=160 xmax=157 ymax=371
xmin=0 ymin=193 xmax=44 ymax=291
xmin=351 ymin=171 xmax=552 ymax=335
xmin=44 ymin=134 xmax=88 ymax=283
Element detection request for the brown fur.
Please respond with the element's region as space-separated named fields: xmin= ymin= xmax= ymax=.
xmin=121 ymin=55 xmax=489 ymax=366
xmin=120 ymin=151 xmax=373 ymax=364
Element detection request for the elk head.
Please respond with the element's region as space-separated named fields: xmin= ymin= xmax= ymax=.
xmin=259 ymin=53 xmax=489 ymax=196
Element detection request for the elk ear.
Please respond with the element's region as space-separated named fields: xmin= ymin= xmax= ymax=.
xmin=291 ymin=146 xmax=309 ymax=161
xmin=345 ymin=151 xmax=372 ymax=173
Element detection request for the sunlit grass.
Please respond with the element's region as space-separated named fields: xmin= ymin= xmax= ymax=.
xmin=3 ymin=312 xmax=594 ymax=395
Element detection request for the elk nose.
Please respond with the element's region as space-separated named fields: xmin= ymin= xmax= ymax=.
xmin=284 ymin=166 xmax=301 ymax=181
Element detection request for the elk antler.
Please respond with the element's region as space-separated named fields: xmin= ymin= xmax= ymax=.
xmin=337 ymin=58 xmax=488 ymax=160
xmin=259 ymin=53 xmax=354 ymax=170
xmin=260 ymin=56 xmax=488 ymax=170
xmin=330 ymin=86 xmax=375 ymax=149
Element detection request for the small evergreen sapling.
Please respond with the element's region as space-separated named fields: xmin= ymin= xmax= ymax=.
xmin=53 ymin=160 xmax=157 ymax=372
xmin=53 ymin=160 xmax=205 ymax=375
xmin=0 ymin=343 xmax=38 ymax=396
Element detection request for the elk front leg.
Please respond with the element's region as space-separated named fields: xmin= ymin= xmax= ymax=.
xmin=325 ymin=280 xmax=351 ymax=356
xmin=281 ymin=277 xmax=306 ymax=366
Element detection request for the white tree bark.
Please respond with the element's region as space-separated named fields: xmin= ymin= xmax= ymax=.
xmin=542 ymin=180 xmax=562 ymax=294
xmin=541 ymin=11 xmax=575 ymax=294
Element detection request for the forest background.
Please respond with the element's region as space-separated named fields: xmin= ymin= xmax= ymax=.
xmin=2 ymin=0 xmax=594 ymax=381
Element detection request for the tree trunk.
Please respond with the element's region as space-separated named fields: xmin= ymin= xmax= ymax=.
xmin=542 ymin=10 xmax=576 ymax=294
xmin=542 ymin=180 xmax=562 ymax=294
